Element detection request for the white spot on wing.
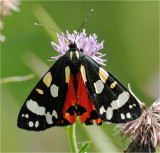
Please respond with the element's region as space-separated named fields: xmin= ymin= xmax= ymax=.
xmin=129 ymin=105 xmax=133 ymax=109
xmin=26 ymin=100 xmax=58 ymax=125
xmin=50 ymin=84 xmax=59 ymax=97
xmin=26 ymin=99 xmax=46 ymax=116
xmin=106 ymin=107 xmax=113 ymax=120
xmin=94 ymin=80 xmax=104 ymax=94
xmin=98 ymin=92 xmax=130 ymax=120
xmin=121 ymin=113 xmax=125 ymax=120
xmin=29 ymin=121 xmax=34 ymax=127
xmin=80 ymin=65 xmax=87 ymax=82
xmin=100 ymin=106 xmax=106 ymax=115
xmin=22 ymin=114 xmax=24 ymax=117
xmin=133 ymin=104 xmax=136 ymax=106
xmin=52 ymin=110 xmax=58 ymax=119
xmin=45 ymin=112 xmax=53 ymax=124
xmin=126 ymin=112 xmax=131 ymax=118
xmin=35 ymin=121 xmax=39 ymax=128
xmin=111 ymin=91 xmax=130 ymax=109
xmin=25 ymin=114 xmax=29 ymax=118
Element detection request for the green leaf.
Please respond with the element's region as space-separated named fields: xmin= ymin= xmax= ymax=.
xmin=79 ymin=140 xmax=92 ymax=153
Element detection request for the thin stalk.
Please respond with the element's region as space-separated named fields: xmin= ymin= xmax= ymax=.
xmin=66 ymin=124 xmax=78 ymax=153
xmin=0 ymin=74 xmax=35 ymax=84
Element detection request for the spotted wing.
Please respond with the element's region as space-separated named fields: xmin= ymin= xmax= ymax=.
xmin=81 ymin=55 xmax=141 ymax=123
xmin=17 ymin=56 xmax=75 ymax=131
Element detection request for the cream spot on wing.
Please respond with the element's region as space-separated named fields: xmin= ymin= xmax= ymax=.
xmin=99 ymin=67 xmax=109 ymax=83
xmin=75 ymin=50 xmax=79 ymax=60
xmin=126 ymin=112 xmax=131 ymax=118
xmin=43 ymin=72 xmax=52 ymax=87
xmin=29 ymin=121 xmax=34 ymax=127
xmin=110 ymin=81 xmax=117 ymax=89
xmin=70 ymin=51 xmax=73 ymax=60
xmin=22 ymin=114 xmax=24 ymax=117
xmin=50 ymin=84 xmax=59 ymax=98
xmin=80 ymin=64 xmax=87 ymax=82
xmin=106 ymin=107 xmax=113 ymax=120
xmin=121 ymin=113 xmax=125 ymax=120
xmin=133 ymin=104 xmax=136 ymax=106
xmin=111 ymin=91 xmax=130 ymax=109
xmin=36 ymin=89 xmax=44 ymax=95
xmin=94 ymin=80 xmax=104 ymax=94
xmin=45 ymin=112 xmax=53 ymax=124
xmin=65 ymin=66 xmax=70 ymax=83
xmin=26 ymin=99 xmax=46 ymax=115
xmin=35 ymin=121 xmax=39 ymax=128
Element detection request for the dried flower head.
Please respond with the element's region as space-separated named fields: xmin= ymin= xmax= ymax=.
xmin=0 ymin=0 xmax=20 ymax=42
xmin=0 ymin=0 xmax=20 ymax=17
xmin=51 ymin=29 xmax=106 ymax=65
xmin=115 ymin=86 xmax=160 ymax=153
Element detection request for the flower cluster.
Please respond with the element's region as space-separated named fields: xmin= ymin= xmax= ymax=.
xmin=0 ymin=0 xmax=20 ymax=42
xmin=0 ymin=0 xmax=20 ymax=17
xmin=116 ymin=95 xmax=160 ymax=152
xmin=51 ymin=29 xmax=106 ymax=65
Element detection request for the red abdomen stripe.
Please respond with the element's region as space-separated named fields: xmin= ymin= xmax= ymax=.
xmin=62 ymin=73 xmax=102 ymax=124
xmin=77 ymin=74 xmax=96 ymax=123
xmin=62 ymin=75 xmax=77 ymax=123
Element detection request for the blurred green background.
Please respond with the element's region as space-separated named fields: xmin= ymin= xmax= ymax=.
xmin=1 ymin=1 xmax=159 ymax=152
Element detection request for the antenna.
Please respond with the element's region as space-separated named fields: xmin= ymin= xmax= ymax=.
xmin=74 ymin=8 xmax=95 ymax=42
xmin=34 ymin=23 xmax=72 ymax=43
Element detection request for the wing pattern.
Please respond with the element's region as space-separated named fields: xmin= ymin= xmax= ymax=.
xmin=81 ymin=55 xmax=141 ymax=123
xmin=18 ymin=48 xmax=142 ymax=131
xmin=17 ymin=56 xmax=73 ymax=131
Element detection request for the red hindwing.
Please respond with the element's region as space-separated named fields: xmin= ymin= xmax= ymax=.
xmin=62 ymin=73 xmax=102 ymax=125
xmin=62 ymin=74 xmax=77 ymax=123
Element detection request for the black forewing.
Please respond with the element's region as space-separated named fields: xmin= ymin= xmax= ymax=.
xmin=82 ymin=55 xmax=141 ymax=123
xmin=17 ymin=56 xmax=70 ymax=131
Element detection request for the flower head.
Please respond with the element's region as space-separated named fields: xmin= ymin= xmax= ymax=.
xmin=51 ymin=29 xmax=106 ymax=65
xmin=0 ymin=0 xmax=20 ymax=17
xmin=115 ymin=89 xmax=160 ymax=153
xmin=0 ymin=0 xmax=20 ymax=42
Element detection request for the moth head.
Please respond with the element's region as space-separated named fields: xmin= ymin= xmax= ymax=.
xmin=68 ymin=43 xmax=79 ymax=51
xmin=69 ymin=43 xmax=77 ymax=50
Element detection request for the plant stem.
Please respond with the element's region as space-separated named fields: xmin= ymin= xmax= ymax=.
xmin=0 ymin=74 xmax=35 ymax=84
xmin=66 ymin=124 xmax=78 ymax=153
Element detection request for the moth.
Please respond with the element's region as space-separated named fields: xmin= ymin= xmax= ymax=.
xmin=17 ymin=41 xmax=141 ymax=131
xmin=17 ymin=9 xmax=141 ymax=131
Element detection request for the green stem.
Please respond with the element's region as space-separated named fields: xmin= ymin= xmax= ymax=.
xmin=66 ymin=124 xmax=78 ymax=153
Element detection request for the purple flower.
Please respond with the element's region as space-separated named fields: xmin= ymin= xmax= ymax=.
xmin=50 ymin=29 xmax=106 ymax=65
xmin=115 ymin=85 xmax=160 ymax=153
